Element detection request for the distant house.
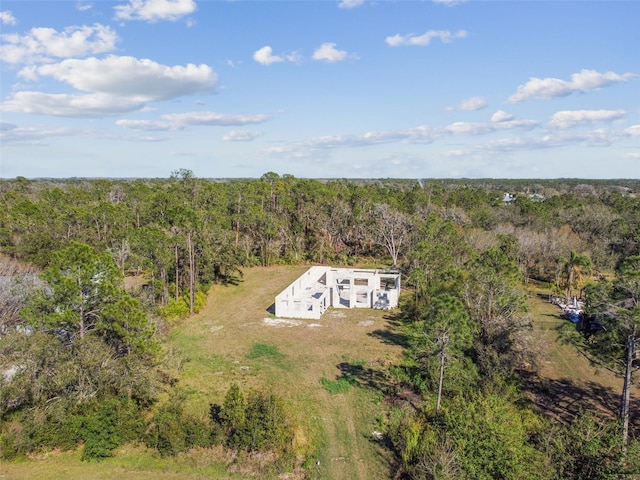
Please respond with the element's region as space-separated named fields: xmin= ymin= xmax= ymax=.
xmin=274 ymin=266 xmax=401 ymax=320
xmin=503 ymin=192 xmax=516 ymax=204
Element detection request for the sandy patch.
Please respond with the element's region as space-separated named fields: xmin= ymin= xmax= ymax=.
xmin=263 ymin=317 xmax=304 ymax=327
xmin=357 ymin=320 xmax=374 ymax=327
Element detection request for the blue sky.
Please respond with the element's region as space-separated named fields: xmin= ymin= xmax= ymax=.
xmin=1 ymin=0 xmax=638 ymax=179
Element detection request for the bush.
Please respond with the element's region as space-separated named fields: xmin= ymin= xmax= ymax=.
xmin=211 ymin=384 xmax=294 ymax=454
xmin=82 ymin=398 xmax=144 ymax=461
xmin=145 ymin=395 xmax=213 ymax=457
xmin=159 ymin=291 xmax=208 ymax=321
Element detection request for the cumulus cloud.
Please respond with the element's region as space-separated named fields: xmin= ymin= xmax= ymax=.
xmin=161 ymin=111 xmax=269 ymax=126
xmin=548 ymin=110 xmax=626 ymax=129
xmin=222 ymin=130 xmax=263 ymax=142
xmin=625 ymin=125 xmax=640 ymax=137
xmin=3 ymin=56 xmax=217 ymax=117
xmin=252 ymin=46 xmax=300 ymax=65
xmin=19 ymin=55 xmax=217 ymax=101
xmin=76 ymin=3 xmax=93 ymax=11
xmin=253 ymin=46 xmax=284 ymax=65
xmin=312 ymin=43 xmax=350 ymax=63
xmin=445 ymin=117 xmax=538 ymax=135
xmin=508 ymin=69 xmax=637 ymax=103
xmin=491 ymin=110 xmax=514 ymax=123
xmin=338 ymin=0 xmax=365 ymax=9
xmin=447 ymin=96 xmax=487 ymax=111
xmin=1 ymin=91 xmax=146 ymax=117
xmin=116 ymin=119 xmax=179 ymax=131
xmin=0 ymin=10 xmax=16 ymax=25
xmin=0 ymin=125 xmax=80 ymax=145
xmin=0 ymin=23 xmax=118 ymax=64
xmin=114 ymin=0 xmax=196 ymax=22
xmin=385 ymin=29 xmax=467 ymax=47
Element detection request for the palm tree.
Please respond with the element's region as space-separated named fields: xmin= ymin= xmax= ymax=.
xmin=560 ymin=251 xmax=592 ymax=304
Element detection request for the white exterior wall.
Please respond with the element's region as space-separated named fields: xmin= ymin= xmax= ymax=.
xmin=275 ymin=266 xmax=400 ymax=319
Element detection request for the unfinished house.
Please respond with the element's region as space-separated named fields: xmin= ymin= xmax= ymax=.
xmin=275 ymin=266 xmax=401 ymax=320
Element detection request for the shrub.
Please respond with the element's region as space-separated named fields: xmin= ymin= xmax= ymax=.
xmin=211 ymin=384 xmax=294 ymax=454
xmin=82 ymin=398 xmax=144 ymax=461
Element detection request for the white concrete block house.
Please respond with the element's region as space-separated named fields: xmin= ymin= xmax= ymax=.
xmin=275 ymin=266 xmax=401 ymax=320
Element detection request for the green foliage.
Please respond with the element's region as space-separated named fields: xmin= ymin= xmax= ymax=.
xmin=387 ymin=392 xmax=551 ymax=480
xmin=545 ymin=413 xmax=640 ymax=480
xmin=159 ymin=291 xmax=207 ymax=321
xmin=82 ymin=398 xmax=143 ymax=460
xmin=145 ymin=393 xmax=213 ymax=457
xmin=21 ymin=242 xmax=160 ymax=357
xmin=211 ymin=384 xmax=294 ymax=454
xmin=319 ymin=376 xmax=357 ymax=394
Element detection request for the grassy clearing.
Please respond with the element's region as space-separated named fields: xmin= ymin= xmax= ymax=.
xmin=0 ymin=445 xmax=246 ymax=480
xmin=179 ymin=265 xmax=402 ymax=479
xmin=526 ymin=282 xmax=640 ymax=428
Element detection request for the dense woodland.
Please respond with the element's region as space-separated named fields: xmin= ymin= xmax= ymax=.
xmin=1 ymin=172 xmax=640 ymax=479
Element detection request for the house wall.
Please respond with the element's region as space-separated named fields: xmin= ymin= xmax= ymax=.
xmin=275 ymin=266 xmax=401 ymax=320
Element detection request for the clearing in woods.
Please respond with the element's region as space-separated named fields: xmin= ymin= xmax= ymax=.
xmin=525 ymin=283 xmax=640 ymax=431
xmin=3 ymin=268 xmax=638 ymax=480
xmin=171 ymin=265 xmax=403 ymax=479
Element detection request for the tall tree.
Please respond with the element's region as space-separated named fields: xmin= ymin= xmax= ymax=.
xmin=559 ymin=251 xmax=592 ymax=304
xmin=580 ymin=256 xmax=640 ymax=445
xmin=369 ymin=203 xmax=411 ymax=267
xmin=21 ymin=242 xmax=158 ymax=357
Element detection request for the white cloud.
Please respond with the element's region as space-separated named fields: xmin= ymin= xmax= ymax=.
xmin=491 ymin=110 xmax=514 ymax=123
xmin=20 ymin=56 xmax=217 ymax=101
xmin=433 ymin=0 xmax=468 ymax=5
xmin=312 ymin=43 xmax=350 ymax=63
xmin=447 ymin=96 xmax=487 ymax=111
xmin=253 ymin=46 xmax=284 ymax=65
xmin=338 ymin=0 xmax=364 ymax=9
xmin=161 ymin=111 xmax=269 ymax=126
xmin=445 ymin=117 xmax=538 ymax=135
xmin=0 ymin=125 xmax=80 ymax=145
xmin=114 ymin=0 xmax=196 ymax=22
xmin=252 ymin=46 xmax=300 ymax=65
xmin=222 ymin=130 xmax=263 ymax=142
xmin=385 ymin=29 xmax=467 ymax=47
xmin=0 ymin=23 xmax=118 ymax=64
xmin=508 ymin=69 xmax=637 ymax=103
xmin=1 ymin=91 xmax=146 ymax=117
xmin=0 ymin=10 xmax=16 ymax=25
xmin=116 ymin=119 xmax=179 ymax=131
xmin=3 ymin=56 xmax=217 ymax=118
xmin=548 ymin=109 xmax=626 ymax=129
xmin=625 ymin=125 xmax=640 ymax=137
xmin=76 ymin=3 xmax=93 ymax=11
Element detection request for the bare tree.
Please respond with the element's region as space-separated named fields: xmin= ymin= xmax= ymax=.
xmin=370 ymin=203 xmax=411 ymax=267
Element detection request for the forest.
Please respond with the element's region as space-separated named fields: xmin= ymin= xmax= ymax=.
xmin=1 ymin=171 xmax=639 ymax=479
